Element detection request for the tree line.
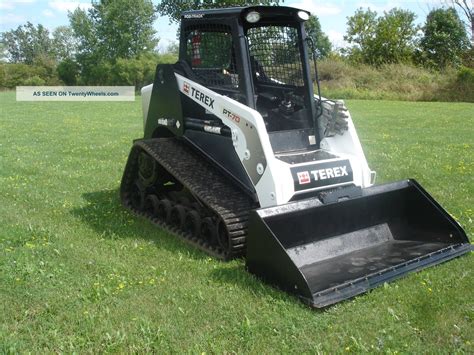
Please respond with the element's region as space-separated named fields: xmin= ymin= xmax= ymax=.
xmin=344 ymin=7 xmax=470 ymax=69
xmin=0 ymin=0 xmax=472 ymax=89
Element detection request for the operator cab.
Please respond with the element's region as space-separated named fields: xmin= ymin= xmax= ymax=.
xmin=177 ymin=6 xmax=321 ymax=153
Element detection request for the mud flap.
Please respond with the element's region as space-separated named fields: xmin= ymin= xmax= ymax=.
xmin=246 ymin=179 xmax=472 ymax=308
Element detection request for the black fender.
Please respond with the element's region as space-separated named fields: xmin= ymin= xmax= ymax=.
xmin=144 ymin=64 xmax=184 ymax=139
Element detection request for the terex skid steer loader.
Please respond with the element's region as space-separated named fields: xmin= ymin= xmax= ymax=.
xmin=121 ymin=6 xmax=471 ymax=307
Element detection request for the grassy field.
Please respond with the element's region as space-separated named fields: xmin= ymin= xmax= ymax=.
xmin=0 ymin=91 xmax=472 ymax=353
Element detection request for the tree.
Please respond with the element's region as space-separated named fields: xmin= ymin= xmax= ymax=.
xmin=157 ymin=0 xmax=280 ymax=23
xmin=305 ymin=15 xmax=331 ymax=59
xmin=93 ymin=0 xmax=157 ymax=59
xmin=372 ymin=8 xmax=418 ymax=64
xmin=0 ymin=42 xmax=7 ymax=63
xmin=165 ymin=42 xmax=179 ymax=56
xmin=69 ymin=0 xmax=158 ymax=63
xmin=448 ymin=0 xmax=473 ymax=44
xmin=69 ymin=0 xmax=158 ymax=84
xmin=421 ymin=8 xmax=469 ymax=69
xmin=1 ymin=22 xmax=53 ymax=64
xmin=52 ymin=26 xmax=78 ymax=62
xmin=344 ymin=8 xmax=418 ymax=66
xmin=69 ymin=7 xmax=101 ymax=81
xmin=57 ymin=58 xmax=80 ymax=85
xmin=344 ymin=8 xmax=378 ymax=63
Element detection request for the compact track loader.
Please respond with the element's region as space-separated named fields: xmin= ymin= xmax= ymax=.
xmin=121 ymin=6 xmax=472 ymax=307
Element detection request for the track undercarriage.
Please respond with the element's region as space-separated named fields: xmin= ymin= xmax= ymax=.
xmin=120 ymin=138 xmax=257 ymax=260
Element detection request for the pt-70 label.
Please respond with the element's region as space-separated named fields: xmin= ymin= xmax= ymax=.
xmin=222 ymin=108 xmax=241 ymax=123
xmin=291 ymin=160 xmax=353 ymax=191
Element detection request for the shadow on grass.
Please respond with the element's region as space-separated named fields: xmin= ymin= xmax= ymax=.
xmin=71 ymin=188 xmax=303 ymax=305
xmin=70 ymin=188 xmax=208 ymax=261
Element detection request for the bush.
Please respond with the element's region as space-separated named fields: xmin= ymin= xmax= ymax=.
xmin=57 ymin=59 xmax=80 ymax=85
xmin=78 ymin=61 xmax=113 ymax=85
xmin=317 ymin=58 xmax=473 ymax=102
xmin=109 ymin=56 xmax=156 ymax=88
xmin=450 ymin=66 xmax=474 ymax=102
xmin=0 ymin=63 xmax=61 ymax=88
xmin=111 ymin=53 xmax=178 ymax=89
xmin=461 ymin=48 xmax=474 ymax=68
xmin=457 ymin=66 xmax=474 ymax=82
xmin=21 ymin=75 xmax=46 ymax=85
xmin=78 ymin=53 xmax=178 ymax=90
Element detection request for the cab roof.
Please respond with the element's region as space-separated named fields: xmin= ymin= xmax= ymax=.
xmin=181 ymin=6 xmax=310 ymax=23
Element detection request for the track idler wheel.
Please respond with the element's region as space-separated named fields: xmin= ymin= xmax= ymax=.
xmin=138 ymin=152 xmax=156 ymax=187
xmin=130 ymin=181 xmax=146 ymax=211
xmin=184 ymin=210 xmax=201 ymax=237
xmin=170 ymin=204 xmax=187 ymax=229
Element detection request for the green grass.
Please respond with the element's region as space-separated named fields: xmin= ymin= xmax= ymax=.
xmin=0 ymin=91 xmax=472 ymax=353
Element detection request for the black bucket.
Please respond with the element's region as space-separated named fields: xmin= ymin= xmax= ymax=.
xmin=246 ymin=179 xmax=472 ymax=307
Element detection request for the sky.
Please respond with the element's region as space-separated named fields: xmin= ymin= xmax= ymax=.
xmin=0 ymin=0 xmax=453 ymax=51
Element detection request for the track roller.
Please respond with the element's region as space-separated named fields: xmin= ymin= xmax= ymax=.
xmin=201 ymin=217 xmax=217 ymax=244
xmin=170 ymin=204 xmax=187 ymax=228
xmin=217 ymin=219 xmax=230 ymax=251
xmin=145 ymin=194 xmax=160 ymax=214
xmin=184 ymin=210 xmax=201 ymax=237
xmin=120 ymin=138 xmax=256 ymax=260
xmin=157 ymin=199 xmax=172 ymax=222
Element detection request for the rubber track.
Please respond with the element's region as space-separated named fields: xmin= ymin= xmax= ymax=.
xmin=121 ymin=138 xmax=257 ymax=260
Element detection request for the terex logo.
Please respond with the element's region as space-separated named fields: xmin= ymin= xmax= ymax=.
xmin=223 ymin=108 xmax=241 ymax=123
xmin=183 ymin=82 xmax=190 ymax=94
xmin=291 ymin=160 xmax=353 ymax=191
xmin=297 ymin=171 xmax=311 ymax=184
xmin=191 ymin=87 xmax=214 ymax=109
xmin=307 ymin=166 xmax=349 ymax=182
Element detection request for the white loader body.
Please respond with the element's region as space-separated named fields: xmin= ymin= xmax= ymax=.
xmin=142 ymin=74 xmax=374 ymax=208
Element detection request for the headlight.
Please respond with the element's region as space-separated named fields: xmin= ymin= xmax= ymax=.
xmin=245 ymin=11 xmax=261 ymax=23
xmin=297 ymin=11 xmax=310 ymax=21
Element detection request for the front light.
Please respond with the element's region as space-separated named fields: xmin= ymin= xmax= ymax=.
xmin=246 ymin=11 xmax=261 ymax=23
xmin=297 ymin=11 xmax=310 ymax=21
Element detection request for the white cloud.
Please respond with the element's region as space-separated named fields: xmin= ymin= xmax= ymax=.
xmin=48 ymin=1 xmax=92 ymax=13
xmin=0 ymin=0 xmax=36 ymax=10
xmin=0 ymin=13 xmax=26 ymax=24
xmin=290 ymin=0 xmax=342 ymax=16
xmin=157 ymin=38 xmax=178 ymax=53
xmin=42 ymin=9 xmax=55 ymax=17
xmin=327 ymin=29 xmax=348 ymax=48
xmin=355 ymin=1 xmax=394 ymax=13
xmin=0 ymin=3 xmax=14 ymax=10
xmin=356 ymin=0 xmax=444 ymax=13
xmin=415 ymin=0 xmax=444 ymax=3
xmin=327 ymin=30 xmax=344 ymax=43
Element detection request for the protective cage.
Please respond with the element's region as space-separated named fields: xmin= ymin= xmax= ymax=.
xmin=246 ymin=25 xmax=305 ymax=87
xmin=184 ymin=24 xmax=240 ymax=89
xmin=246 ymin=179 xmax=472 ymax=307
